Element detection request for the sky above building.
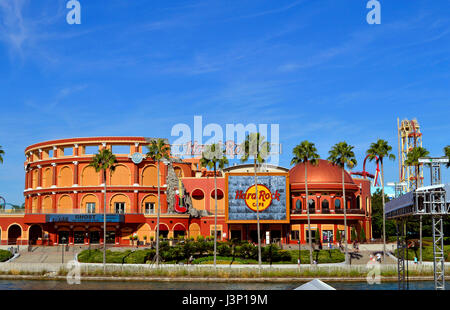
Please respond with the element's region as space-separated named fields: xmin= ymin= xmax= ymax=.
xmin=0 ymin=0 xmax=449 ymax=204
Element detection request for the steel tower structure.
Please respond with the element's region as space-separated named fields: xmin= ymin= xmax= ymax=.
xmin=397 ymin=118 xmax=423 ymax=192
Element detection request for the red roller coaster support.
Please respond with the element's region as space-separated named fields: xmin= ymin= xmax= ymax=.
xmin=350 ymin=154 xmax=381 ymax=186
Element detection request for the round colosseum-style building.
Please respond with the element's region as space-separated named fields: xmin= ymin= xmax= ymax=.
xmin=20 ymin=137 xmax=199 ymax=246
xmin=0 ymin=136 xmax=372 ymax=246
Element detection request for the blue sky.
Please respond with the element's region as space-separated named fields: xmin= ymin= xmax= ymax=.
xmin=0 ymin=0 xmax=449 ymax=204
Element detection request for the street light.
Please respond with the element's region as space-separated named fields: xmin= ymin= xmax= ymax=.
xmin=297 ymin=240 xmax=301 ymax=267
xmin=61 ymin=236 xmax=66 ymax=264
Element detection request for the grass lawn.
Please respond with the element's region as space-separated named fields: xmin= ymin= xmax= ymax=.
xmin=395 ymin=245 xmax=450 ymax=261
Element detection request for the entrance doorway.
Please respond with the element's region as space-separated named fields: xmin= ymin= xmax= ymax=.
xmin=106 ymin=231 xmax=116 ymax=244
xmin=8 ymin=225 xmax=22 ymax=245
xmin=90 ymin=231 xmax=100 ymax=244
xmin=73 ymin=232 xmax=85 ymax=244
xmin=58 ymin=231 xmax=69 ymax=244
xmin=28 ymin=225 xmax=42 ymax=245
xmin=271 ymin=230 xmax=281 ymax=243
xmin=230 ymin=230 xmax=241 ymax=241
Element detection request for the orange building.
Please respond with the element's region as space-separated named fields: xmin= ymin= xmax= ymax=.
xmin=0 ymin=137 xmax=372 ymax=246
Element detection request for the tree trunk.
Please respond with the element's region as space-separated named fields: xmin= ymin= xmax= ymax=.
xmin=381 ymin=160 xmax=386 ymax=263
xmin=305 ymin=162 xmax=313 ymax=265
xmin=342 ymin=169 xmax=348 ymax=264
xmin=214 ymin=164 xmax=218 ymax=267
xmin=156 ymin=160 xmax=161 ymax=266
xmin=255 ymin=158 xmax=262 ymax=268
xmin=419 ymin=215 xmax=422 ymax=264
xmin=103 ymin=169 xmax=107 ymax=271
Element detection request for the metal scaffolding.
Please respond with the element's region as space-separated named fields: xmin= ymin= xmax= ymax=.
xmin=396 ymin=219 xmax=409 ymax=290
xmin=386 ymin=157 xmax=449 ymax=290
xmin=432 ymin=216 xmax=445 ymax=290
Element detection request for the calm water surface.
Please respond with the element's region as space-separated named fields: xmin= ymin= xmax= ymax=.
xmin=0 ymin=279 xmax=445 ymax=290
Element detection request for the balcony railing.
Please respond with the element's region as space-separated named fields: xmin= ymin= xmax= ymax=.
xmin=0 ymin=209 xmax=25 ymax=214
xmin=334 ymin=209 xmax=365 ymax=214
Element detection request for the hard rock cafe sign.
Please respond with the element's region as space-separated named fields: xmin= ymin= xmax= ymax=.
xmin=234 ymin=184 xmax=281 ymax=212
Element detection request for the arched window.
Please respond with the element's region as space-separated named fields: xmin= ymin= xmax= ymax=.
xmin=308 ymin=199 xmax=315 ymax=213
xmin=356 ymin=196 xmax=361 ymax=209
xmin=295 ymin=199 xmax=302 ymax=210
xmin=322 ymin=199 xmax=329 ymax=210
xmin=334 ymin=199 xmax=341 ymax=209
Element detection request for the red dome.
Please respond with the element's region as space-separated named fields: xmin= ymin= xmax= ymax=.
xmin=289 ymin=159 xmax=358 ymax=191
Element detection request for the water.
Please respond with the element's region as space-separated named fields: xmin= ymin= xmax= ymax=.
xmin=0 ymin=279 xmax=445 ymax=290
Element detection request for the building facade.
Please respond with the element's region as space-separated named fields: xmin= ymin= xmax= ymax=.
xmin=0 ymin=137 xmax=372 ymax=246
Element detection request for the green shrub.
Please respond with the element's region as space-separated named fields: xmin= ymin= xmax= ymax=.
xmin=279 ymin=250 xmax=292 ymax=262
xmin=0 ymin=250 xmax=13 ymax=262
xmin=262 ymin=244 xmax=281 ymax=262
xmin=217 ymin=244 xmax=232 ymax=257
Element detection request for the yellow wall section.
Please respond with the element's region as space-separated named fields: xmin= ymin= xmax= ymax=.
xmin=110 ymin=165 xmax=131 ymax=186
xmin=141 ymin=165 xmax=157 ymax=186
xmin=189 ymin=223 xmax=201 ymax=239
xmin=58 ymin=195 xmax=73 ymax=213
xmin=42 ymin=196 xmax=52 ymax=213
xmin=32 ymin=170 xmax=38 ymax=189
xmin=58 ymin=166 xmax=73 ymax=187
xmin=43 ymin=168 xmax=52 ymax=188
xmin=32 ymin=197 xmax=38 ymax=213
xmin=81 ymin=166 xmax=100 ymax=186
xmin=136 ymin=223 xmax=151 ymax=241
xmin=209 ymin=191 xmax=224 ymax=214
xmin=191 ymin=189 xmax=205 ymax=210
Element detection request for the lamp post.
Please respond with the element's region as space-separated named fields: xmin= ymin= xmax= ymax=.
xmin=297 ymin=240 xmax=301 ymax=267
xmin=61 ymin=236 xmax=66 ymax=264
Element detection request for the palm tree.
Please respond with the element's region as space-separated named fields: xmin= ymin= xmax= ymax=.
xmin=444 ymin=145 xmax=450 ymax=168
xmin=290 ymin=141 xmax=320 ymax=265
xmin=367 ymin=139 xmax=396 ymax=263
xmin=328 ymin=142 xmax=357 ymax=265
xmin=240 ymin=133 xmax=270 ymax=268
xmin=404 ymin=146 xmax=429 ymax=189
xmin=404 ymin=146 xmax=429 ymax=264
xmin=88 ymin=148 xmax=117 ymax=269
xmin=200 ymin=143 xmax=229 ymax=267
xmin=0 ymin=145 xmax=4 ymax=164
xmin=146 ymin=138 xmax=171 ymax=267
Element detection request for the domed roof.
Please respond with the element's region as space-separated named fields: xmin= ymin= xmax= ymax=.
xmin=289 ymin=159 xmax=358 ymax=191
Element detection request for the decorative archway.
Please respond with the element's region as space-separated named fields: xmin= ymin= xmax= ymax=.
xmin=188 ymin=223 xmax=201 ymax=240
xmin=141 ymin=194 xmax=158 ymax=214
xmin=58 ymin=195 xmax=73 ymax=214
xmin=109 ymin=194 xmax=131 ymax=214
xmin=42 ymin=168 xmax=52 ymax=188
xmin=81 ymin=194 xmax=99 ymax=213
xmin=173 ymin=223 xmax=186 ymax=239
xmin=7 ymin=224 xmax=22 ymax=245
xmin=110 ymin=164 xmax=131 ymax=186
xmin=28 ymin=225 xmax=43 ymax=245
xmin=42 ymin=196 xmax=53 ymax=213
xmin=58 ymin=166 xmax=73 ymax=187
xmin=81 ymin=165 xmax=100 ymax=186
xmin=141 ymin=165 xmax=157 ymax=187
